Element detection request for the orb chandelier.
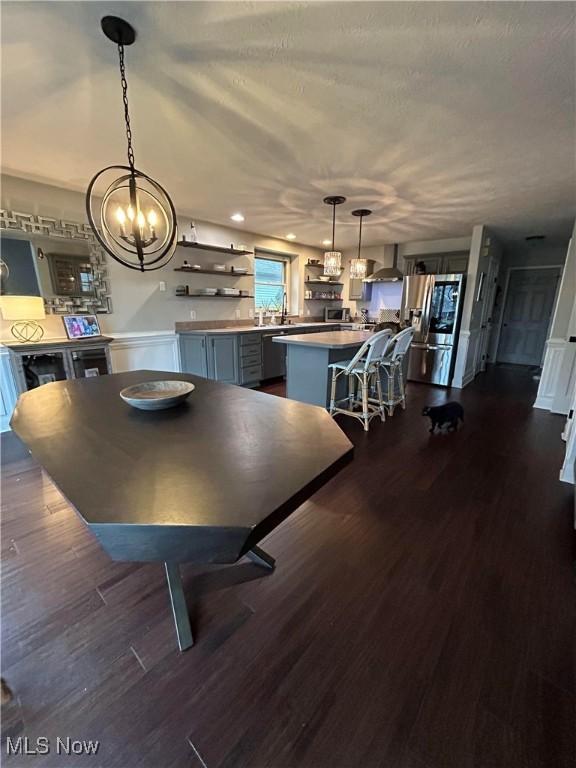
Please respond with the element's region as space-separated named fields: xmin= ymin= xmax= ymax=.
xmin=86 ymin=16 xmax=177 ymax=272
xmin=323 ymin=196 xmax=346 ymax=276
xmin=349 ymin=209 xmax=372 ymax=280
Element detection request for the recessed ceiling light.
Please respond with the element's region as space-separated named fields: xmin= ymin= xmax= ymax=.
xmin=322 ymin=239 xmax=332 ymax=246
xmin=286 ymin=233 xmax=296 ymax=240
xmin=230 ymin=213 xmax=245 ymax=222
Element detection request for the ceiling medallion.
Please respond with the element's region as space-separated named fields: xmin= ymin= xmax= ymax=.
xmin=323 ymin=196 xmax=346 ymax=276
xmin=349 ymin=209 xmax=372 ymax=280
xmin=86 ymin=17 xmax=178 ymax=271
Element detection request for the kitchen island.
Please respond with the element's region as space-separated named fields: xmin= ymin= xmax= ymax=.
xmin=177 ymin=323 xmax=340 ymax=387
xmin=273 ymin=330 xmax=372 ymax=408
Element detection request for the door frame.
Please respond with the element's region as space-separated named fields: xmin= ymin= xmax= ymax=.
xmin=494 ymin=264 xmax=563 ymax=365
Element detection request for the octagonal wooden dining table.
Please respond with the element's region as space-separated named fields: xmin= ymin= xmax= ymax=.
xmin=10 ymin=370 xmax=353 ymax=650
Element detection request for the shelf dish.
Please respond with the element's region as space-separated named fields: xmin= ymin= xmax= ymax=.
xmin=176 ymin=241 xmax=253 ymax=256
xmin=217 ymin=288 xmax=240 ymax=296
xmin=174 ymin=267 xmax=253 ymax=276
xmin=175 ymin=294 xmax=254 ymax=300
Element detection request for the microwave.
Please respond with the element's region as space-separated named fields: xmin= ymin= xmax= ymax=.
xmin=324 ymin=307 xmax=351 ymax=322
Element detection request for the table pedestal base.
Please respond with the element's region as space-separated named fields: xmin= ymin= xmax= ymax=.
xmin=164 ymin=547 xmax=276 ymax=651
xmin=246 ymin=545 xmax=276 ymax=570
xmin=164 ymin=562 xmax=194 ymax=651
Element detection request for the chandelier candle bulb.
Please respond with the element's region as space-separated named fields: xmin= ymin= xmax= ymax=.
xmin=116 ymin=206 xmax=127 ymax=236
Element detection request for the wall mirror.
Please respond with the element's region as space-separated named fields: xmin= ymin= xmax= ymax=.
xmin=0 ymin=210 xmax=112 ymax=313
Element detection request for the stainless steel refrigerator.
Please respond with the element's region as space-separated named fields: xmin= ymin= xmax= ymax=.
xmin=401 ymin=273 xmax=466 ymax=386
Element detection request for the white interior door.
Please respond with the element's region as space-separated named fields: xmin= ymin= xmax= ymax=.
xmin=497 ymin=268 xmax=561 ymax=365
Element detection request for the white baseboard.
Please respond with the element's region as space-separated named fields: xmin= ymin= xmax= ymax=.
xmin=560 ymin=463 xmax=574 ymax=485
xmin=533 ymin=394 xmax=555 ymax=411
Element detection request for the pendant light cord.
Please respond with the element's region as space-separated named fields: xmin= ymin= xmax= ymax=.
xmin=357 ymin=214 xmax=363 ymax=259
xmin=118 ymin=44 xmax=135 ymax=173
xmin=331 ymin=204 xmax=336 ymax=249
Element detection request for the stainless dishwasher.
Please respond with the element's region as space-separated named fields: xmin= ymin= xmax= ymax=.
xmin=261 ymin=331 xmax=287 ymax=379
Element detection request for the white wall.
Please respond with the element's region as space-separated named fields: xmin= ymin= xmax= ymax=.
xmin=452 ymin=226 xmax=503 ymax=388
xmin=1 ymin=174 xmax=325 ymax=334
xmin=534 ymin=226 xmax=575 ymax=416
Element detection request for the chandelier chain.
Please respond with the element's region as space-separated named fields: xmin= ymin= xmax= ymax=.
xmin=332 ymin=204 xmax=336 ymax=248
xmin=118 ymin=44 xmax=135 ymax=172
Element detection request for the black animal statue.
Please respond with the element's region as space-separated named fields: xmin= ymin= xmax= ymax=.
xmin=422 ymin=402 xmax=464 ymax=433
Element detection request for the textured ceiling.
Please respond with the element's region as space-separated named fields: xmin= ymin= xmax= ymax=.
xmin=2 ymin=1 xmax=575 ymax=247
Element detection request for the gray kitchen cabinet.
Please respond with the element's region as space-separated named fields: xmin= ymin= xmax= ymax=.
xmin=403 ymin=255 xmax=443 ymax=275
xmin=207 ymin=335 xmax=238 ymax=384
xmin=179 ymin=334 xmax=208 ymax=378
xmin=179 ymin=325 xmax=342 ymax=387
xmin=238 ymin=333 xmax=263 ymax=387
xmin=1 ymin=338 xmax=113 ymax=432
xmin=403 ymin=253 xmax=468 ymax=275
xmin=442 ymin=253 xmax=469 ymax=274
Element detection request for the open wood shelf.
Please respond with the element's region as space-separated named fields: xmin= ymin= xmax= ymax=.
xmin=305 ymin=280 xmax=343 ymax=286
xmin=305 ymin=297 xmax=343 ymax=301
xmin=304 ymin=263 xmax=325 ymax=269
xmin=175 ymin=294 xmax=254 ymax=299
xmin=176 ymin=241 xmax=253 ymax=256
xmin=174 ymin=268 xmax=253 ymax=277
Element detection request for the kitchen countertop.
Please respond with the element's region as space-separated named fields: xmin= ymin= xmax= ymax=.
xmin=2 ymin=336 xmax=114 ymax=351
xmin=273 ymin=330 xmax=372 ymax=349
xmin=177 ymin=323 xmax=340 ymax=335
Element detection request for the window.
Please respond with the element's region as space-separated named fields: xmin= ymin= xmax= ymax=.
xmin=254 ymin=255 xmax=289 ymax=311
xmin=48 ymin=254 xmax=95 ymax=297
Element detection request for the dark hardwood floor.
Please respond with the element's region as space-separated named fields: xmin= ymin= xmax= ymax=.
xmin=1 ymin=365 xmax=574 ymax=768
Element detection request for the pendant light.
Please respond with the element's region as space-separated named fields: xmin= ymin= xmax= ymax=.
xmin=86 ymin=17 xmax=177 ymax=271
xmin=349 ymin=209 xmax=372 ymax=280
xmin=323 ymin=196 xmax=346 ymax=276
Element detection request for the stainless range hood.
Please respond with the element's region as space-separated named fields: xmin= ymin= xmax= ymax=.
xmin=363 ymin=244 xmax=403 ymax=282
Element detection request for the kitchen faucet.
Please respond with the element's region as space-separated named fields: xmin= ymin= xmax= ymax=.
xmin=280 ymin=291 xmax=288 ymax=325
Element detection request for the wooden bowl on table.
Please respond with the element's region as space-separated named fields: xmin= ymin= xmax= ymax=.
xmin=120 ymin=381 xmax=195 ymax=411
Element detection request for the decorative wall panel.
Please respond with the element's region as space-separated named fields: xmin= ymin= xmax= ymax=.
xmin=0 ymin=210 xmax=112 ymax=314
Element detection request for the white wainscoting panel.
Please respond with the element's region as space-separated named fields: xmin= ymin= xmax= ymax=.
xmin=552 ymin=342 xmax=576 ymax=415
xmin=0 ymin=348 xmax=18 ymax=432
xmin=560 ymin=382 xmax=576 ymax=486
xmin=534 ymin=338 xmax=571 ymax=412
xmin=452 ymin=328 xmax=480 ymax=389
xmin=109 ymin=332 xmax=181 ymax=374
